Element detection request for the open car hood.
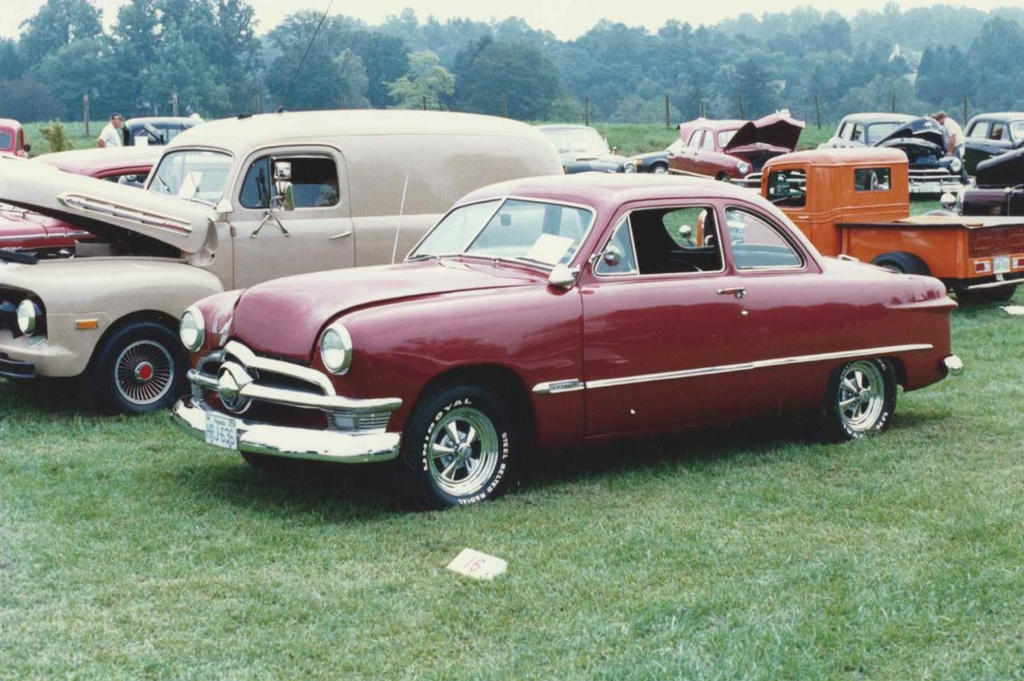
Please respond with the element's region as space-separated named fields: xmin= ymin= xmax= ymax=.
xmin=724 ymin=112 xmax=805 ymax=152
xmin=0 ymin=155 xmax=213 ymax=254
xmin=975 ymin=147 xmax=1024 ymax=187
xmin=874 ymin=117 xmax=945 ymax=150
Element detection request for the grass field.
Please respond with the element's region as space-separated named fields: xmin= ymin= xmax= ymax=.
xmin=0 ymin=293 xmax=1021 ymax=680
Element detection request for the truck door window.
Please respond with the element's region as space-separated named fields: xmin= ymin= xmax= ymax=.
xmin=725 ymin=208 xmax=802 ymax=270
xmin=854 ymin=167 xmax=891 ymax=192
xmin=766 ymin=169 xmax=806 ymax=207
xmin=627 ymin=206 xmax=723 ymax=275
xmin=240 ymin=155 xmax=340 ymax=209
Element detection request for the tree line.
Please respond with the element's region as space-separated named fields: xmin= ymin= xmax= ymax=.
xmin=1 ymin=0 xmax=1023 ymax=127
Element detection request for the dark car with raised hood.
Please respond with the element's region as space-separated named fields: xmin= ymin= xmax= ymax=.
xmin=874 ymin=117 xmax=962 ymax=195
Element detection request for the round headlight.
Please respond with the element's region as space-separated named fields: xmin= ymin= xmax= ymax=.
xmin=179 ymin=306 xmax=205 ymax=352
xmin=319 ymin=322 xmax=352 ymax=375
xmin=737 ymin=161 xmax=752 ymax=175
xmin=16 ymin=299 xmax=37 ymax=335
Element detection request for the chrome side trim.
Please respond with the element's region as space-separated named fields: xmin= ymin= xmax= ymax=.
xmin=532 ymin=379 xmax=585 ymax=395
xmin=171 ymin=398 xmax=400 ymax=464
xmin=586 ymin=343 xmax=934 ymax=390
xmin=964 ymin=278 xmax=1020 ymax=290
xmin=58 ymin=193 xmax=192 ymax=236
xmin=222 ymin=340 xmax=334 ymax=395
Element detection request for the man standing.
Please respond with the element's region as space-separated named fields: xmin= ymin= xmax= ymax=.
xmin=97 ymin=114 xmax=124 ymax=148
xmin=932 ymin=111 xmax=968 ymax=183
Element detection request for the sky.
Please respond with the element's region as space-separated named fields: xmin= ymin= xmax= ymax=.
xmin=0 ymin=0 xmax=1016 ymax=40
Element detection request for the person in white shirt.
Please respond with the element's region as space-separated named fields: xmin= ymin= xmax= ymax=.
xmin=97 ymin=114 xmax=124 ymax=148
xmin=932 ymin=111 xmax=968 ymax=182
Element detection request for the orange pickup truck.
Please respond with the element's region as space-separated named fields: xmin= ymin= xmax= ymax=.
xmin=761 ymin=148 xmax=1023 ymax=303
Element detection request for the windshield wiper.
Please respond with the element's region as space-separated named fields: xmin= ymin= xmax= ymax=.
xmin=0 ymin=248 xmax=38 ymax=265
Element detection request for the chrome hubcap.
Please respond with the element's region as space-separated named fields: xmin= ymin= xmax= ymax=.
xmin=115 ymin=341 xmax=173 ymax=406
xmin=427 ymin=407 xmax=500 ymax=497
xmin=837 ymin=361 xmax=885 ymax=433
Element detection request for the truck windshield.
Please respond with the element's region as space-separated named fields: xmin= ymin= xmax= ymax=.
xmin=148 ymin=149 xmax=231 ymax=205
xmin=410 ymin=198 xmax=594 ymax=268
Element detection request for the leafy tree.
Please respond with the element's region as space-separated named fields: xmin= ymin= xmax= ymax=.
xmin=336 ymin=49 xmax=370 ymax=108
xmin=18 ymin=0 xmax=103 ymax=67
xmin=452 ymin=40 xmax=562 ymax=119
xmin=33 ymin=38 xmax=111 ymax=120
xmin=0 ymin=79 xmax=63 ymax=121
xmin=388 ymin=51 xmax=454 ymax=110
xmin=0 ymin=39 xmax=25 ymax=80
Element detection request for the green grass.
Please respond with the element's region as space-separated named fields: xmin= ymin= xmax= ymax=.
xmin=1 ymin=294 xmax=1021 ymax=680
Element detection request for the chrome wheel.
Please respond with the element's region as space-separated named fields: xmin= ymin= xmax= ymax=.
xmin=426 ymin=406 xmax=500 ymax=497
xmin=653 ymin=164 xmax=668 ymax=174
xmin=114 ymin=340 xmax=174 ymax=406
xmin=836 ymin=360 xmax=886 ymax=434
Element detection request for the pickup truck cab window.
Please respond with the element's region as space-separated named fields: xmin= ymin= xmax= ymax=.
xmin=149 ymin=149 xmax=231 ymax=205
xmin=240 ymin=155 xmax=340 ymax=209
xmin=854 ymin=167 xmax=891 ymax=192
xmin=725 ymin=207 xmax=803 ymax=270
xmin=767 ymin=169 xmax=807 ymax=207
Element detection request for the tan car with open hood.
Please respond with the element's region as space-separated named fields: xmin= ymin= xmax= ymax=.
xmin=0 ymin=110 xmax=562 ymax=413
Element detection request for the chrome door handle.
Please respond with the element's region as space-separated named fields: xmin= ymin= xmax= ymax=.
xmin=717 ymin=287 xmax=746 ymax=299
xmin=330 ymin=230 xmax=353 ymax=240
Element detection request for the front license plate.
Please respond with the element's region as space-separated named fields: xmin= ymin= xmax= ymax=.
xmin=204 ymin=412 xmax=238 ymax=450
xmin=993 ymin=255 xmax=1011 ymax=274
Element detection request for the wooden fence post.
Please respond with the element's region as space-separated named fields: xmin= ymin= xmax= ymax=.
xmin=962 ymin=95 xmax=968 ymax=124
xmin=83 ymin=93 xmax=89 ymax=136
xmin=501 ymin=92 xmax=508 ymax=118
xmin=814 ymin=94 xmax=821 ymax=129
xmin=737 ymin=94 xmax=745 ymax=119
xmin=171 ymin=91 xmax=179 ymax=117
xmin=254 ymin=93 xmax=261 ymax=114
xmin=584 ymin=96 xmax=590 ymax=126
xmin=422 ymin=95 xmax=427 ymax=111
xmin=891 ymin=90 xmax=896 ymax=113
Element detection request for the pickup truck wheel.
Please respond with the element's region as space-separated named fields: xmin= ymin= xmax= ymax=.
xmin=816 ymin=358 xmax=896 ymax=442
xmin=89 ymin=321 xmax=187 ymax=415
xmin=954 ymin=283 xmax=1017 ymax=304
xmin=397 ymin=384 xmax=519 ymax=509
xmin=870 ymin=251 xmax=930 ymax=276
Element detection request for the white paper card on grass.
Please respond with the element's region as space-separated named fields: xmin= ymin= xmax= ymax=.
xmin=1001 ymin=305 xmax=1024 ymax=316
xmin=446 ymin=548 xmax=507 ymax=580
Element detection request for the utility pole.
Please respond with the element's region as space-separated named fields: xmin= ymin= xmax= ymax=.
xmin=171 ymin=91 xmax=179 ymax=117
xmin=584 ymin=96 xmax=590 ymax=126
xmin=814 ymin=94 xmax=821 ymax=129
xmin=664 ymin=94 xmax=670 ymax=129
xmin=83 ymin=93 xmax=89 ymax=136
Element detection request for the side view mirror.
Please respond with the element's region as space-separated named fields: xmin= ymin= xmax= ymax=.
xmin=547 ymin=263 xmax=578 ymax=289
xmin=601 ymin=244 xmax=623 ymax=267
xmin=271 ymin=160 xmax=294 ymax=212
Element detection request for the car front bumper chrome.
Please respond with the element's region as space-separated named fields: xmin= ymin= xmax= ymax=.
xmin=171 ymin=397 xmax=401 ymax=463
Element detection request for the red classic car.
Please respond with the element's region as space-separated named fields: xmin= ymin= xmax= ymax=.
xmin=0 ymin=118 xmax=29 ymax=157
xmin=172 ymin=174 xmax=961 ymax=509
xmin=670 ymin=111 xmax=804 ymax=185
xmin=0 ymin=146 xmax=158 ymax=257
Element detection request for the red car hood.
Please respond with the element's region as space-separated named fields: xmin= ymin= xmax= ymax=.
xmin=230 ymin=258 xmax=540 ymax=359
xmin=724 ymin=112 xmax=805 ymax=153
